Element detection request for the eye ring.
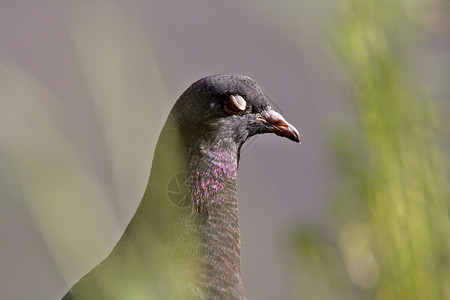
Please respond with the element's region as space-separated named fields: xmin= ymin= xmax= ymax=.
xmin=225 ymin=94 xmax=246 ymax=115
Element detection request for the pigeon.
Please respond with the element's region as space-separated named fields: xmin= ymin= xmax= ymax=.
xmin=63 ymin=74 xmax=300 ymax=300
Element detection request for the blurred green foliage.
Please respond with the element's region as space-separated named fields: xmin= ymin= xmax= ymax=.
xmin=290 ymin=0 xmax=449 ymax=299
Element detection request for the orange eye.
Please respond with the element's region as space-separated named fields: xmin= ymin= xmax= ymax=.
xmin=225 ymin=94 xmax=246 ymax=115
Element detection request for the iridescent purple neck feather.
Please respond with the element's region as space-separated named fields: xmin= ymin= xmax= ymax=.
xmin=187 ymin=142 xmax=244 ymax=299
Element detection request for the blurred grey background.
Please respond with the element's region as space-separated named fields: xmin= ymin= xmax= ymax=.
xmin=0 ymin=1 xmax=448 ymax=299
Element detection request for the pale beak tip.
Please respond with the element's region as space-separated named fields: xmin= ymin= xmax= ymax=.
xmin=260 ymin=109 xmax=301 ymax=144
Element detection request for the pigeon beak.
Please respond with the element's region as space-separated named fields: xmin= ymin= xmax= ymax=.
xmin=257 ymin=109 xmax=301 ymax=143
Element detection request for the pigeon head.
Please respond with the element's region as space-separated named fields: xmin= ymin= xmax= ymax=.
xmin=171 ymin=74 xmax=300 ymax=149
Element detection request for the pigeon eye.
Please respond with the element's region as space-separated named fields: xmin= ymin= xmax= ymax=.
xmin=225 ymin=94 xmax=246 ymax=115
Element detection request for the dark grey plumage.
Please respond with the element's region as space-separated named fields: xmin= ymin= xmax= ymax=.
xmin=63 ymin=74 xmax=299 ymax=300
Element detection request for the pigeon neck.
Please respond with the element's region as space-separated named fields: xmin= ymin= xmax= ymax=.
xmin=188 ymin=142 xmax=244 ymax=299
xmin=139 ymin=117 xmax=245 ymax=298
xmin=188 ymin=142 xmax=238 ymax=210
